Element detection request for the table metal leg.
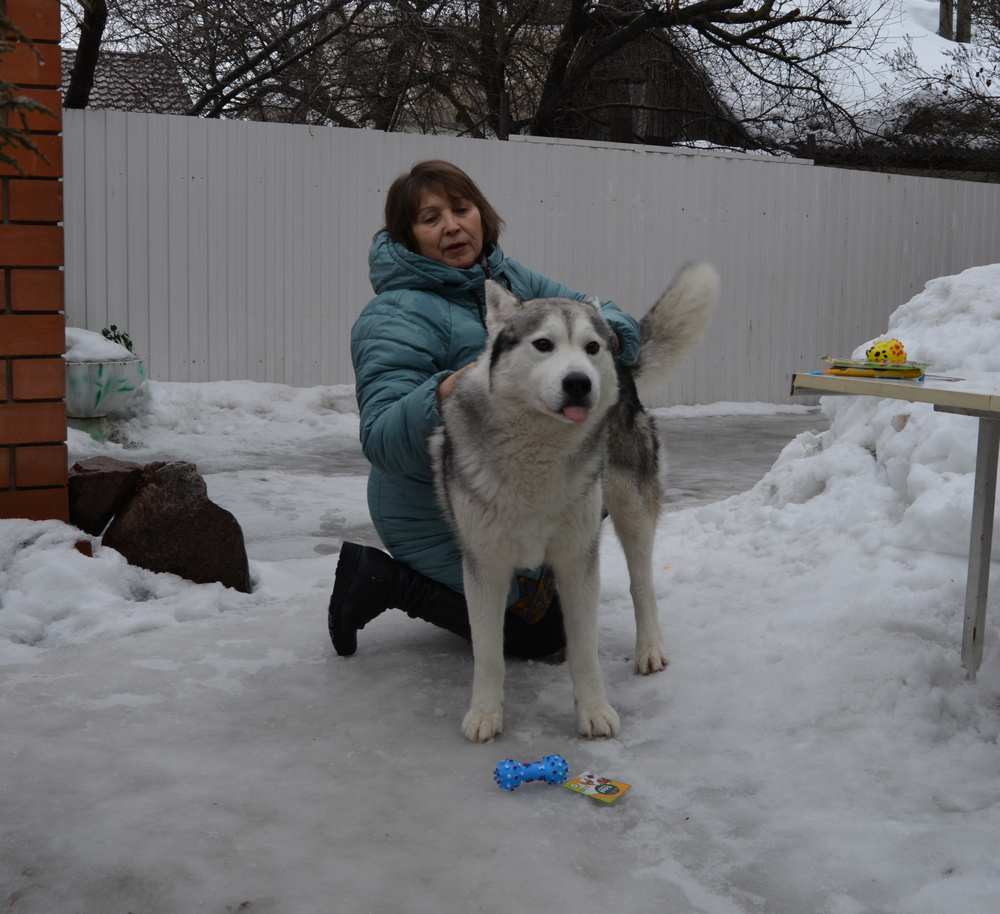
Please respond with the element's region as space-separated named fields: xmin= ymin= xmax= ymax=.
xmin=962 ymin=417 xmax=1000 ymax=679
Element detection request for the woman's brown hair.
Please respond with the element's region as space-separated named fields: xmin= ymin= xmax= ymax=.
xmin=380 ymin=160 xmax=505 ymax=254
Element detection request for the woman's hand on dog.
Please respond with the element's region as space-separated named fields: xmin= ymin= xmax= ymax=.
xmin=437 ymin=362 xmax=476 ymax=404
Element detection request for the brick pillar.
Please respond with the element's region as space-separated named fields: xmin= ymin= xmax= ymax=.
xmin=0 ymin=0 xmax=68 ymax=521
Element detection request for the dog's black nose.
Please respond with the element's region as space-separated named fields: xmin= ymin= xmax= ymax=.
xmin=562 ymin=373 xmax=592 ymax=401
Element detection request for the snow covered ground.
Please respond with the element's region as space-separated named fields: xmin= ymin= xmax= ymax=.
xmin=5 ymin=264 xmax=1000 ymax=912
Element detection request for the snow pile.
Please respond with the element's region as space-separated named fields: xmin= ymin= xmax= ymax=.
xmin=657 ymin=400 xmax=817 ymax=418
xmin=64 ymin=326 xmax=135 ymax=361
xmin=758 ymin=263 xmax=1000 ymax=562
xmin=877 ymin=265 xmax=1000 ymax=373
xmin=0 ymin=520 xmax=256 ymax=665
xmin=67 ymin=378 xmax=360 ymax=469
xmin=100 ymin=377 xmax=359 ymax=442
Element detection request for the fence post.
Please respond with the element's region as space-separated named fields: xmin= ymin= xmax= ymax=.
xmin=0 ymin=0 xmax=69 ymax=521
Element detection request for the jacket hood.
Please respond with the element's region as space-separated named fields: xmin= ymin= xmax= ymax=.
xmin=369 ymin=231 xmax=505 ymax=299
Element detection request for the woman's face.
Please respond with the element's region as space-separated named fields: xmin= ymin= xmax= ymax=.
xmin=411 ymin=190 xmax=484 ymax=270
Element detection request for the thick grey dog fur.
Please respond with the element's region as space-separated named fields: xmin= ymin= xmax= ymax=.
xmin=430 ymin=262 xmax=719 ymax=741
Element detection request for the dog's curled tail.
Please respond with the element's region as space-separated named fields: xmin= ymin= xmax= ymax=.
xmin=633 ymin=262 xmax=719 ymax=385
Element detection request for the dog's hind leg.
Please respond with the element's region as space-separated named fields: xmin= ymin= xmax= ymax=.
xmin=549 ymin=532 xmax=620 ymax=739
xmin=606 ymin=474 xmax=668 ymax=674
xmin=462 ymin=559 xmax=510 ymax=742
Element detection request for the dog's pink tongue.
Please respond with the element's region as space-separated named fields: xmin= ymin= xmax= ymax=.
xmin=563 ymin=406 xmax=590 ymax=423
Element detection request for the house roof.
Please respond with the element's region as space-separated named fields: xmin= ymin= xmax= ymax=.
xmin=62 ymin=49 xmax=192 ymax=115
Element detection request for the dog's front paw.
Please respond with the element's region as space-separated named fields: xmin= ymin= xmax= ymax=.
xmin=462 ymin=707 xmax=503 ymax=742
xmin=635 ymin=641 xmax=668 ymax=675
xmin=578 ymin=703 xmax=620 ymax=739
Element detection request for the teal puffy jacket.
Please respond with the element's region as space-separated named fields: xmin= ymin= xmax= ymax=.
xmin=352 ymin=231 xmax=641 ymax=595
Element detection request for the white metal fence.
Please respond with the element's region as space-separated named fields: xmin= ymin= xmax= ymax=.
xmin=62 ymin=109 xmax=1000 ymax=404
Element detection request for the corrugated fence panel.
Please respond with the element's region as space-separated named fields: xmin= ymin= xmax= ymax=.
xmin=144 ymin=115 xmax=170 ymax=379
xmin=61 ymin=112 xmax=1000 ymax=403
xmin=125 ymin=114 xmax=150 ymax=363
xmin=206 ymin=115 xmax=228 ymax=381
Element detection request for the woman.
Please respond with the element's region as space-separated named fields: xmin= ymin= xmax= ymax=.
xmin=328 ymin=160 xmax=641 ymax=658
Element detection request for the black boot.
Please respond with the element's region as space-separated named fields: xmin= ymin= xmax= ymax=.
xmin=329 ymin=543 xmax=566 ymax=659
xmin=328 ymin=543 xmax=471 ymax=656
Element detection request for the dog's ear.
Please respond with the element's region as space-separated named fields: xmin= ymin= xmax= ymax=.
xmin=484 ymin=280 xmax=524 ymax=330
xmin=581 ymin=294 xmax=602 ymax=312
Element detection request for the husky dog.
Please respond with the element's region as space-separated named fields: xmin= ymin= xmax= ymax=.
xmin=429 ymin=263 xmax=719 ymax=742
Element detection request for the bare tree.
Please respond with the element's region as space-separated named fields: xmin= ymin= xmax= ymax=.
xmin=64 ymin=0 xmax=108 ymax=108
xmin=865 ymin=0 xmax=1000 ymax=176
xmin=60 ymin=0 xmax=897 ymax=150
xmin=520 ymin=0 xmax=896 ymax=146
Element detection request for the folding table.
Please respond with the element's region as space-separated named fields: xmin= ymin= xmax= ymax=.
xmin=791 ymin=371 xmax=1000 ymax=679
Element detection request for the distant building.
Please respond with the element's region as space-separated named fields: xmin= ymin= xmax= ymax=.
xmin=558 ymin=33 xmax=746 ymax=149
xmin=62 ymin=49 xmax=191 ymax=115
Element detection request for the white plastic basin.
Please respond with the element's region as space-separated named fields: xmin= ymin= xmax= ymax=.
xmin=65 ymin=357 xmax=148 ymax=418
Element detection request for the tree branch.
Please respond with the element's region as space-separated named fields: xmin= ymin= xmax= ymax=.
xmin=65 ymin=0 xmax=109 ymax=109
xmin=187 ymin=0 xmax=354 ymax=116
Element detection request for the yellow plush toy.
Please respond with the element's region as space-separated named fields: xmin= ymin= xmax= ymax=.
xmin=821 ymin=338 xmax=925 ymax=379
xmin=866 ymin=339 xmax=907 ymax=363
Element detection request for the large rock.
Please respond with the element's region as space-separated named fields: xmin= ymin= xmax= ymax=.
xmin=68 ymin=456 xmax=144 ymax=535
xmin=102 ymin=461 xmax=252 ymax=593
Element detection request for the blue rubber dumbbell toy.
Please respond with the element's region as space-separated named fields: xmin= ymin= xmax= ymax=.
xmin=493 ymin=754 xmax=569 ymax=791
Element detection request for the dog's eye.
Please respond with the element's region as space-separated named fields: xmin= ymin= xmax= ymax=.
xmin=585 ymin=341 xmax=601 ymax=355
xmin=533 ymin=339 xmax=553 ymax=352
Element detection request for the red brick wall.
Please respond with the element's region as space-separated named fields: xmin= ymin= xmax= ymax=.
xmin=0 ymin=0 xmax=68 ymax=521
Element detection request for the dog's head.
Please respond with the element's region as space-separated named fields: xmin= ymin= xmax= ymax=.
xmin=482 ymin=280 xmax=619 ymax=425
